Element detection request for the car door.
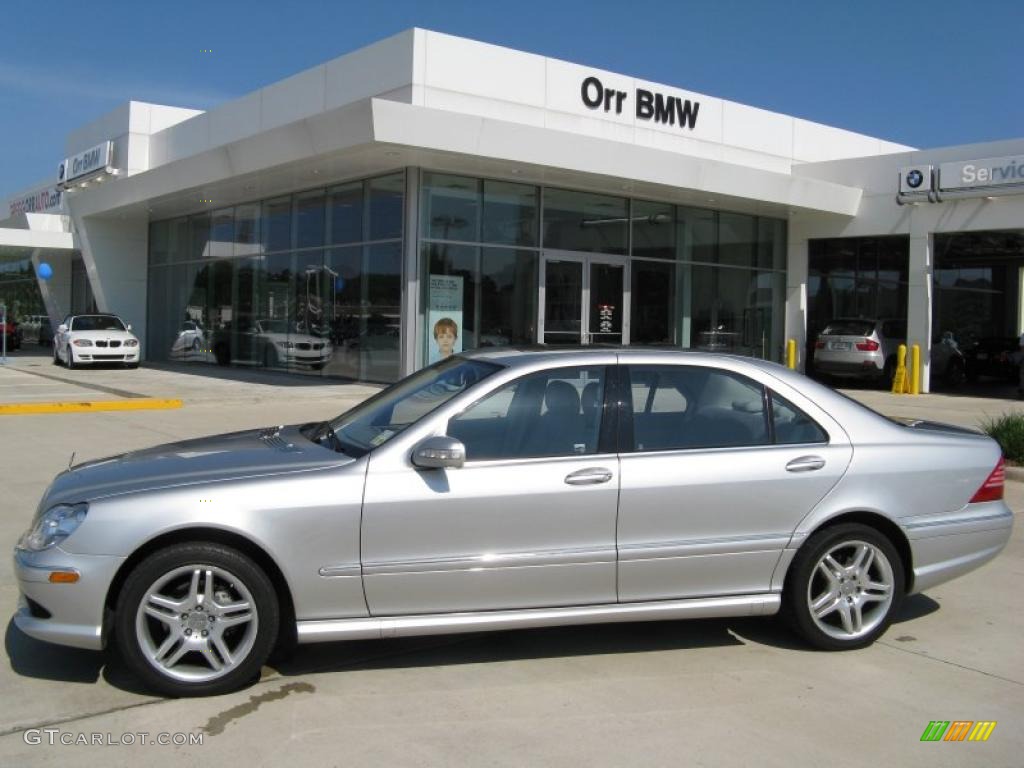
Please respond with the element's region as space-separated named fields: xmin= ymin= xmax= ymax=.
xmin=616 ymin=359 xmax=852 ymax=602
xmin=361 ymin=361 xmax=620 ymax=616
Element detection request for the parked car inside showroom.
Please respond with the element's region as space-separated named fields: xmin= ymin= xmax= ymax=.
xmin=53 ymin=313 xmax=141 ymax=369
xmin=13 ymin=348 xmax=1012 ymax=697
xmin=812 ymin=318 xmax=965 ymax=388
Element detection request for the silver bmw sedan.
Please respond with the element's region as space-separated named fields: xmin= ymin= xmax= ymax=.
xmin=13 ymin=348 xmax=1013 ymax=696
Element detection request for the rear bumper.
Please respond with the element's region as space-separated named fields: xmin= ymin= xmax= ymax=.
xmin=903 ymin=501 xmax=1014 ymax=594
xmin=814 ymin=358 xmax=883 ymax=377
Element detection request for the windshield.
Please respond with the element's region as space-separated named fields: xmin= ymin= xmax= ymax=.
xmin=821 ymin=320 xmax=875 ymax=337
xmin=329 ymin=357 xmax=502 ymax=456
xmin=72 ymin=315 xmax=126 ymax=332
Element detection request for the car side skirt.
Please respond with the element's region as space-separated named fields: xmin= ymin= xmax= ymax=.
xmin=295 ymin=593 xmax=781 ymax=644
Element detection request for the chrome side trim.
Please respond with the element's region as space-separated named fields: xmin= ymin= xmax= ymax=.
xmin=902 ymin=504 xmax=1013 ymax=538
xmin=362 ymin=546 xmax=618 ymax=576
xmin=296 ymin=593 xmax=781 ymax=644
xmin=619 ymin=534 xmax=791 ymax=561
xmin=317 ymin=564 xmax=361 ymax=578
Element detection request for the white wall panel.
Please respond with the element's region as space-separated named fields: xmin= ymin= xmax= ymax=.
xmin=209 ymin=91 xmax=261 ymax=149
xmin=722 ymin=102 xmax=792 ymax=158
xmin=424 ymin=31 xmax=546 ymax=108
xmin=261 ymin=66 xmax=325 ymax=133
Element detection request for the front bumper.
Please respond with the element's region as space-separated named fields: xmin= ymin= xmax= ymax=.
xmin=13 ymin=547 xmax=125 ymax=650
xmin=903 ymin=501 xmax=1014 ymax=594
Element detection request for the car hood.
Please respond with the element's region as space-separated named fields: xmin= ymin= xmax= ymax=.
xmin=43 ymin=425 xmax=355 ymax=505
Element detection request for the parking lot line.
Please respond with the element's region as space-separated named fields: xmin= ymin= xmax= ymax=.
xmin=0 ymin=399 xmax=182 ymax=415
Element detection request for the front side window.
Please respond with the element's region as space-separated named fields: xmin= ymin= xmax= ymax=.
xmin=625 ymin=365 xmax=769 ymax=452
xmin=449 ymin=366 xmax=607 ymax=461
xmin=329 ymin=357 xmax=501 ymax=456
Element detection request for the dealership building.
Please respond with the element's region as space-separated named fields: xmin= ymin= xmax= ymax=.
xmin=2 ymin=29 xmax=1023 ymax=390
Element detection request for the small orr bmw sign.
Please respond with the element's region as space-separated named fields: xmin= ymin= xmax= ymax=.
xmin=58 ymin=141 xmax=114 ymax=189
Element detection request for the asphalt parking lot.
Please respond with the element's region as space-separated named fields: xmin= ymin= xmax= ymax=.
xmin=0 ymin=356 xmax=1021 ymax=766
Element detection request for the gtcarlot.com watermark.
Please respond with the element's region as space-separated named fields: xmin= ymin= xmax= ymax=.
xmin=24 ymin=729 xmax=203 ymax=747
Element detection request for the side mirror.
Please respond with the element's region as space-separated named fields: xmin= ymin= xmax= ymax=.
xmin=57 ymin=324 xmax=67 ymax=333
xmin=126 ymin=323 xmax=133 ymax=331
xmin=411 ymin=436 xmax=466 ymax=469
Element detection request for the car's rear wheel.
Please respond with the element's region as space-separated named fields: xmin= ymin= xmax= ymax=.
xmin=114 ymin=542 xmax=279 ymax=697
xmin=784 ymin=523 xmax=903 ymax=650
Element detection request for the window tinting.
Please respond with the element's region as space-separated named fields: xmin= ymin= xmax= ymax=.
xmin=449 ymin=366 xmax=606 ymax=461
xmin=821 ymin=320 xmax=875 ymax=336
xmin=626 ymin=365 xmax=769 ymax=451
xmin=771 ymin=392 xmax=828 ymax=444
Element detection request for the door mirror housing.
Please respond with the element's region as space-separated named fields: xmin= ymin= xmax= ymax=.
xmin=412 ymin=436 xmax=466 ymax=469
xmin=57 ymin=324 xmax=67 ymax=334
xmin=126 ymin=323 xmax=132 ymax=331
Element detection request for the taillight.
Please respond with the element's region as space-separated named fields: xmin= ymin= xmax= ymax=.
xmin=970 ymin=457 xmax=1005 ymax=503
xmin=815 ymin=340 xmax=825 ymax=349
xmin=855 ymin=339 xmax=880 ymax=351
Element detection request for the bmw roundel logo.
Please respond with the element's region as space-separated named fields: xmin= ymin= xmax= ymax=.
xmin=906 ymin=169 xmax=924 ymax=189
xmin=58 ymin=163 xmax=65 ymax=181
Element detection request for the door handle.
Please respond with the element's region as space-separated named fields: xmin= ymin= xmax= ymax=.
xmin=786 ymin=456 xmax=826 ymax=473
xmin=565 ymin=467 xmax=613 ymax=485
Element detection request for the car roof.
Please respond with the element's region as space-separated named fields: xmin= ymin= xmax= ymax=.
xmin=459 ymin=345 xmax=764 ymax=368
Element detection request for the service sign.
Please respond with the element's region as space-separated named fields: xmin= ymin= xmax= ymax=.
xmin=8 ymin=187 xmax=63 ymax=218
xmin=59 ymin=141 xmax=113 ymax=187
xmin=899 ymin=165 xmax=932 ymax=195
xmin=939 ymin=155 xmax=1024 ymax=191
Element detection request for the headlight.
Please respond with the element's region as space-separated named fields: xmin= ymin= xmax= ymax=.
xmin=18 ymin=503 xmax=88 ymax=552
xmin=72 ymin=339 xmax=93 ymax=347
xmin=124 ymin=339 xmax=139 ymax=348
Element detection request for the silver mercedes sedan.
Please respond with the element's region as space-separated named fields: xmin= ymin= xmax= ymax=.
xmin=13 ymin=348 xmax=1013 ymax=696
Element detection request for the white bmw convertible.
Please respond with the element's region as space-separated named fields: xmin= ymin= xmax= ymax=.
xmin=54 ymin=313 xmax=141 ymax=369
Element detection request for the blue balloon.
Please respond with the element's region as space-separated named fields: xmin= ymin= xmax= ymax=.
xmin=334 ymin=276 xmax=345 ymax=292
xmin=37 ymin=262 xmax=53 ymax=280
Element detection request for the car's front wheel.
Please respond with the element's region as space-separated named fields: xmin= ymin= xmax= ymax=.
xmin=65 ymin=346 xmax=76 ymax=370
xmin=784 ymin=523 xmax=903 ymax=650
xmin=114 ymin=542 xmax=279 ymax=697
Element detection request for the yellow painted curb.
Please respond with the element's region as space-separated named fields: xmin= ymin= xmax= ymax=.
xmin=0 ymin=399 xmax=183 ymax=415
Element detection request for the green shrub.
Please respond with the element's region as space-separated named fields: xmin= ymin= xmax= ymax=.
xmin=981 ymin=412 xmax=1024 ymax=463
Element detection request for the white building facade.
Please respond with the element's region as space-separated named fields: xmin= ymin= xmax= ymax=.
xmin=2 ymin=29 xmax=1022 ymax=390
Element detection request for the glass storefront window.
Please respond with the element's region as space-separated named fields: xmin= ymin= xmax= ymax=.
xmin=480 ymin=248 xmax=537 ymax=346
xmin=327 ymin=182 xmax=363 ymax=244
xmin=631 ymin=259 xmax=677 ymax=344
xmin=482 ymin=180 xmax=538 ymax=247
xmin=757 ymin=217 xmax=786 ymax=271
xmin=368 ymin=173 xmax=404 ymax=241
xmin=632 ymin=201 xmax=674 ymax=260
xmin=189 ymin=214 xmax=211 ymax=261
xmin=422 ymin=173 xmax=480 ymax=242
xmin=295 ymin=191 xmax=326 ymax=250
xmin=678 ymin=207 xmax=717 ymax=264
xmin=149 ymin=220 xmax=170 ymax=266
xmin=687 ymin=265 xmax=782 ymax=360
xmin=168 ymin=217 xmax=189 ymax=264
xmin=209 ymin=208 xmax=234 ymax=259
xmin=718 ymin=212 xmax=757 ymax=268
xmin=543 ymin=188 xmax=627 ymax=255
xmin=262 ymin=197 xmax=292 ymax=254
xmin=234 ymin=204 xmax=261 ymax=258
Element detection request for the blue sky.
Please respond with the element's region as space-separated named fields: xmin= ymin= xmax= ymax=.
xmin=2 ymin=0 xmax=1021 ymax=194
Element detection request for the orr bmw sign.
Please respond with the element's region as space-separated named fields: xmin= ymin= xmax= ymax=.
xmin=58 ymin=140 xmax=115 ymax=189
xmin=580 ymin=75 xmax=700 ymax=130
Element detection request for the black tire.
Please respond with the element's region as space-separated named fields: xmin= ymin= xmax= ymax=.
xmin=124 ymin=362 xmax=140 ymax=369
xmin=114 ymin=542 xmax=279 ymax=697
xmin=52 ymin=346 xmax=61 ymax=366
xmin=880 ymin=356 xmax=896 ymax=389
xmin=65 ymin=346 xmax=76 ymax=370
xmin=783 ymin=523 xmax=904 ymax=651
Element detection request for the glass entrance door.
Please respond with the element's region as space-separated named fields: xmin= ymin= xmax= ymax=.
xmin=542 ymin=254 xmax=628 ymax=345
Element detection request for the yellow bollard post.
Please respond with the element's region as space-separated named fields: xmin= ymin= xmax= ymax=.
xmin=891 ymin=344 xmax=908 ymax=394
xmin=786 ymin=339 xmax=797 ymax=370
xmin=910 ymin=344 xmax=921 ymax=395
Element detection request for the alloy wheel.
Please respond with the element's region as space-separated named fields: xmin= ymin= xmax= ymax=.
xmin=806 ymin=539 xmax=895 ymax=641
xmin=134 ymin=564 xmax=259 ymax=683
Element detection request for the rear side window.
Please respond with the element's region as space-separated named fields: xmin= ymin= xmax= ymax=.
xmin=625 ymin=366 xmax=769 ymax=451
xmin=770 ymin=392 xmax=828 ymax=444
xmin=821 ymin=320 xmax=874 ymax=336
